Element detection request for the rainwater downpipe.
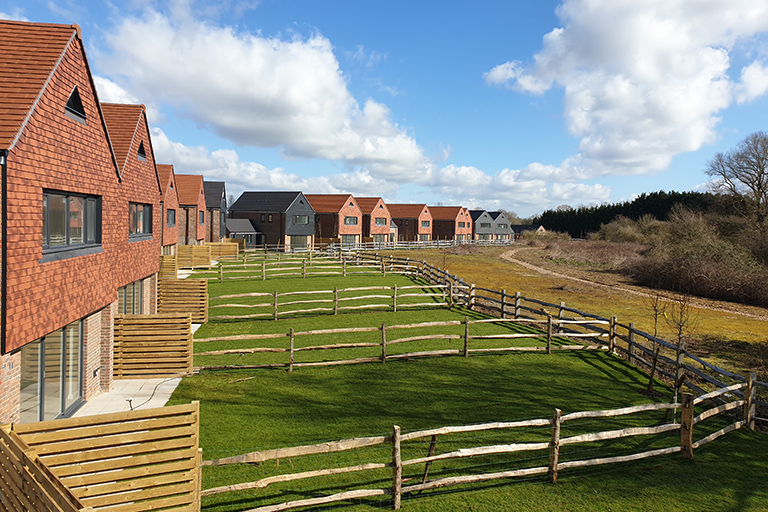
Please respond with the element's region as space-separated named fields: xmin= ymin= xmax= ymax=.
xmin=1 ymin=149 xmax=8 ymax=355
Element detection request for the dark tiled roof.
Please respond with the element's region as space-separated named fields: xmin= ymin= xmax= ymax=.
xmin=229 ymin=191 xmax=308 ymax=212
xmin=226 ymin=218 xmax=260 ymax=234
xmin=305 ymin=194 xmax=356 ymax=213
xmin=101 ymin=103 xmax=145 ymax=174
xmin=469 ymin=210 xmax=488 ymax=221
xmin=204 ymin=181 xmax=226 ymax=209
xmin=0 ymin=20 xmax=78 ymax=148
xmin=488 ymin=211 xmax=507 ymax=220
xmin=175 ymin=174 xmax=204 ymax=206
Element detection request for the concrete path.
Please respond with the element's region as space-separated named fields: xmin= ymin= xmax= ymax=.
xmin=74 ymin=377 xmax=182 ymax=417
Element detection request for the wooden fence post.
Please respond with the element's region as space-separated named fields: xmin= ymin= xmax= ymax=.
xmin=334 ymin=287 xmax=339 ymax=315
xmin=302 ymin=259 xmax=306 ymax=279
xmin=219 ymin=264 xmax=223 ymax=283
xmin=609 ymin=316 xmax=617 ymax=353
xmin=515 ymin=292 xmax=521 ymax=319
xmin=469 ymin=284 xmax=476 ymax=310
xmin=381 ymin=259 xmax=386 ymax=276
xmin=392 ymin=425 xmax=402 ymax=510
xmin=449 ymin=282 xmax=454 ymax=309
xmin=557 ymin=302 xmax=565 ymax=334
xmin=547 ymin=408 xmax=562 ymax=483
xmin=681 ymin=393 xmax=695 ymax=460
xmin=390 ymin=255 xmax=394 ymax=271
xmin=262 ymin=261 xmax=266 ymax=281
xmin=393 ymin=284 xmax=398 ymax=312
xmin=243 ymin=252 xmax=247 ymax=269
xmin=381 ymin=323 xmax=387 ymax=363
xmin=343 ymin=259 xmax=347 ymax=277
xmin=501 ymin=289 xmax=507 ymax=319
xmin=675 ymin=341 xmax=686 ymax=398
xmin=546 ymin=315 xmax=553 ymax=355
xmin=745 ymin=373 xmax=756 ymax=430
xmin=442 ymin=278 xmax=447 ymax=304
xmin=273 ymin=291 xmax=279 ymax=320
xmin=289 ymin=328 xmax=295 ymax=373
xmin=628 ymin=323 xmax=636 ymax=366
xmin=464 ymin=316 xmax=470 ymax=357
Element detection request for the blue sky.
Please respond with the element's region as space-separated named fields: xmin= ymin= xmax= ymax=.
xmin=4 ymin=1 xmax=768 ymax=217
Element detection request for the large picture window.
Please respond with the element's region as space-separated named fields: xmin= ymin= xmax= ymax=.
xmin=344 ymin=216 xmax=358 ymax=225
xmin=43 ymin=191 xmax=100 ymax=250
xmin=19 ymin=321 xmax=83 ymax=423
xmin=421 ymin=220 xmax=430 ymax=228
xmin=129 ymin=203 xmax=152 ymax=236
xmin=292 ymin=215 xmax=309 ymax=225
xmin=374 ymin=217 xmax=387 ymax=226
xmin=118 ymin=280 xmax=144 ymax=315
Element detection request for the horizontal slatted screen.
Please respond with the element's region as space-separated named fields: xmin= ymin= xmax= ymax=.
xmin=114 ymin=314 xmax=193 ymax=378
xmin=158 ymin=280 xmax=208 ymax=324
xmin=14 ymin=402 xmax=201 ymax=512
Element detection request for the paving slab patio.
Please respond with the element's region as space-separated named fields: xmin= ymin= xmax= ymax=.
xmin=73 ymin=377 xmax=182 ymax=417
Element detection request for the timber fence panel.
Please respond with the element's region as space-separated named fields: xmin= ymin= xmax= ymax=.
xmin=178 ymin=245 xmax=212 ymax=269
xmin=158 ymin=279 xmax=208 ymax=323
xmin=114 ymin=314 xmax=193 ymax=378
xmin=159 ymin=255 xmax=178 ymax=280
xmin=13 ymin=402 xmax=201 ymax=512
xmin=0 ymin=427 xmax=90 ymax=512
xmin=207 ymin=242 xmax=239 ymax=261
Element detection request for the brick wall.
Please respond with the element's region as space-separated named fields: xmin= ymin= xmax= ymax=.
xmin=206 ymin=208 xmax=221 ymax=243
xmin=82 ymin=310 xmax=102 ymax=401
xmin=0 ymin=351 xmax=21 ymax=423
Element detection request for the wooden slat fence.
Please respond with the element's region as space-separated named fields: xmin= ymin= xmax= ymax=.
xmin=208 ymin=284 xmax=449 ymax=320
xmin=0 ymin=427 xmax=90 ymax=512
xmin=199 ymin=385 xmax=756 ymax=511
xmin=177 ymin=245 xmax=211 ymax=269
xmin=207 ymin=242 xmax=239 ymax=261
xmin=12 ymin=402 xmax=202 ymax=512
xmin=114 ymin=314 xmax=193 ymax=378
xmin=159 ymin=255 xmax=178 ymax=280
xmin=158 ymin=279 xmax=208 ymax=323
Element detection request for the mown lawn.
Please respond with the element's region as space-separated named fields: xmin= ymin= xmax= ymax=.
xmin=167 ymin=262 xmax=768 ymax=512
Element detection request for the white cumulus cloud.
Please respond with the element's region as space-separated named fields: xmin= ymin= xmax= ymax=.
xmin=486 ymin=0 xmax=768 ymax=176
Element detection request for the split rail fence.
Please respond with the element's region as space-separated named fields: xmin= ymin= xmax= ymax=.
xmin=4 ymin=402 xmax=202 ymax=512
xmin=200 ymin=380 xmax=757 ymax=511
xmin=208 ymin=284 xmax=450 ymax=321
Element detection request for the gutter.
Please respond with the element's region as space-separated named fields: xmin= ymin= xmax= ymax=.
xmin=1 ymin=149 xmax=7 ymax=354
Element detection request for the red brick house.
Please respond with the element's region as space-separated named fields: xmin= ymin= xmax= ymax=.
xmin=102 ymin=103 xmax=162 ymax=312
xmin=388 ymin=204 xmax=433 ymax=241
xmin=428 ymin=206 xmax=473 ymax=241
xmin=0 ymin=21 xmax=160 ymax=423
xmin=157 ymin=164 xmax=180 ymax=254
xmin=355 ymin=197 xmax=392 ymax=243
xmin=305 ymin=194 xmax=363 ymax=246
xmin=175 ymin=174 xmax=206 ymax=245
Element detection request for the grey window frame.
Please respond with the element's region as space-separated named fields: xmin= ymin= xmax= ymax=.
xmin=43 ymin=190 xmax=101 ymax=251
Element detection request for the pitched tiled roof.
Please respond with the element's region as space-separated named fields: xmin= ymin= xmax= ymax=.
xmin=204 ymin=181 xmax=226 ymax=209
xmin=0 ymin=20 xmax=78 ymax=149
xmin=101 ymin=103 xmax=145 ymax=174
xmin=305 ymin=194 xmax=356 ymax=213
xmin=175 ymin=174 xmax=204 ymax=206
xmin=469 ymin=209 xmax=488 ymax=221
xmin=388 ymin=204 xmax=430 ymax=218
xmin=229 ymin=191 xmax=308 ymax=212
xmin=157 ymin=164 xmax=174 ymax=194
xmin=355 ymin=197 xmax=386 ymax=215
xmin=428 ymin=206 xmax=465 ymax=220
xmin=488 ymin=211 xmax=507 ymax=220
xmin=226 ymin=218 xmax=260 ymax=234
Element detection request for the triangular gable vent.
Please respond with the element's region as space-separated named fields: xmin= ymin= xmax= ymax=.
xmin=137 ymin=141 xmax=146 ymax=162
xmin=65 ymin=86 xmax=86 ymax=123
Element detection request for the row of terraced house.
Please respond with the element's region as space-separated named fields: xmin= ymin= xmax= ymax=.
xmin=0 ymin=20 xmax=228 ymax=424
xmin=227 ymin=192 xmax=538 ymax=248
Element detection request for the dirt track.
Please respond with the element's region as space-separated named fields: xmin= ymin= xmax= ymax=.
xmin=500 ymin=248 xmax=768 ymax=322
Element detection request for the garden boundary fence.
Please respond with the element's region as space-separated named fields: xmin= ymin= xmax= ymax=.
xmin=207 ymin=242 xmax=239 ymax=262
xmin=177 ymin=245 xmax=211 ymax=269
xmin=7 ymin=402 xmax=202 ymax=512
xmin=0 ymin=426 xmax=89 ymax=512
xmin=195 ymin=316 xmax=615 ymax=371
xmin=208 ymin=284 xmax=450 ymax=321
xmin=114 ymin=313 xmax=194 ymax=378
xmin=200 ymin=381 xmax=757 ymax=511
xmin=158 ymin=279 xmax=209 ymax=323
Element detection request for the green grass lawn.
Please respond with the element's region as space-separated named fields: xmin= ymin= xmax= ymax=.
xmin=170 ymin=267 xmax=768 ymax=512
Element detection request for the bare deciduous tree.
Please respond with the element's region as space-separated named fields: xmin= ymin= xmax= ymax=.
xmin=706 ymin=131 xmax=768 ymax=229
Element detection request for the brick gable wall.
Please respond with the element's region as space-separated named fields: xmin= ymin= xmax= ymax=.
xmin=3 ymin=37 xmax=121 ymax=352
xmin=162 ymin=174 xmax=179 ymax=248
